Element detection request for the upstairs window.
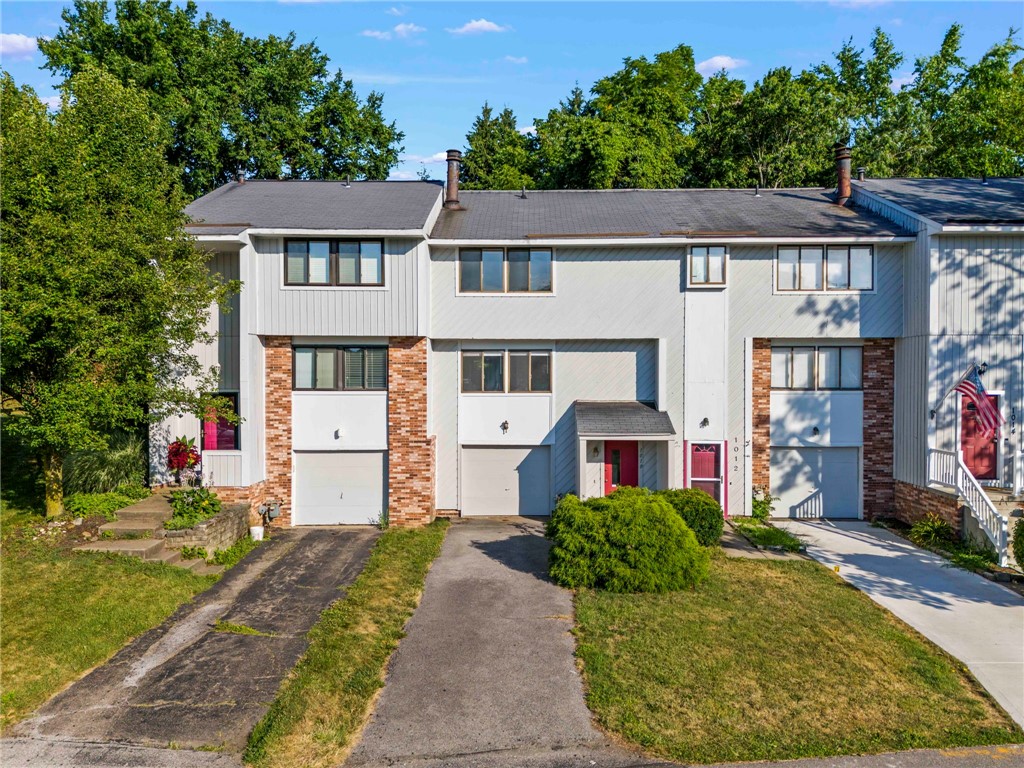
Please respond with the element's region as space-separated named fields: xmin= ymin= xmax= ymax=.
xmin=459 ymin=248 xmax=553 ymax=294
xmin=293 ymin=346 xmax=387 ymax=391
xmin=202 ymin=393 xmax=239 ymax=450
xmin=285 ymin=240 xmax=384 ymax=286
xmin=689 ymin=246 xmax=727 ymax=286
xmin=777 ymin=245 xmax=873 ymax=292
xmin=461 ymin=350 xmax=552 ymax=393
xmin=772 ymin=346 xmax=862 ymax=390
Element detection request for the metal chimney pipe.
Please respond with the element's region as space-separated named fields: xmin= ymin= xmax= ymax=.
xmin=834 ymin=143 xmax=852 ymax=206
xmin=857 ymin=167 xmax=866 ymax=182
xmin=444 ymin=149 xmax=463 ymax=210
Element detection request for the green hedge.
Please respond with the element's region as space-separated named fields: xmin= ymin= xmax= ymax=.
xmin=547 ymin=488 xmax=710 ymax=593
xmin=656 ymin=488 xmax=724 ymax=547
xmin=1012 ymin=521 xmax=1024 ymax=569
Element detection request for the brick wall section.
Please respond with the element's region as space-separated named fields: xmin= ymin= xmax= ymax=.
xmin=751 ymin=338 xmax=772 ymax=490
xmin=862 ymin=339 xmax=895 ymax=519
xmin=161 ymin=503 xmax=250 ymax=553
xmin=894 ymin=480 xmax=962 ymax=532
xmin=264 ymin=337 xmax=293 ymax=527
xmin=388 ymin=337 xmax=435 ymax=527
xmin=209 ymin=480 xmax=267 ymax=517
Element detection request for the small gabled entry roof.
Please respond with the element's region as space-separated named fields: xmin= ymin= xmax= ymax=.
xmin=575 ymin=400 xmax=676 ymax=437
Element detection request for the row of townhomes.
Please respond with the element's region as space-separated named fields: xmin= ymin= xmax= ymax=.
xmin=151 ymin=147 xmax=1024 ymax=563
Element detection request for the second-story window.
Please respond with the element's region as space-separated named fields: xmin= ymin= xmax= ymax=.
xmin=771 ymin=346 xmax=862 ymax=390
xmin=459 ymin=248 xmax=553 ymax=294
xmin=777 ymin=245 xmax=873 ymax=292
xmin=293 ymin=346 xmax=387 ymax=390
xmin=461 ymin=350 xmax=552 ymax=392
xmin=689 ymin=246 xmax=727 ymax=286
xmin=285 ymin=240 xmax=384 ymax=287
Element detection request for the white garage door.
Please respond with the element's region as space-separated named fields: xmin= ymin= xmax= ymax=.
xmin=293 ymin=451 xmax=386 ymax=525
xmin=770 ymin=447 xmax=860 ymax=519
xmin=462 ymin=446 xmax=551 ymax=516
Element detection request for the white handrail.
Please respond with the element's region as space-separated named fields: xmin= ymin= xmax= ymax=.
xmin=927 ymin=448 xmax=1009 ymax=567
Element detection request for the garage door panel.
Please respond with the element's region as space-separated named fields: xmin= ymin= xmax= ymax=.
xmin=294 ymin=451 xmax=385 ymax=525
xmin=462 ymin=446 xmax=551 ymax=517
xmin=770 ymin=447 xmax=859 ymax=519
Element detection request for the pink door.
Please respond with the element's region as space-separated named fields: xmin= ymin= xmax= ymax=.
xmin=604 ymin=441 xmax=638 ymax=495
xmin=962 ymin=396 xmax=998 ymax=480
xmin=689 ymin=443 xmax=722 ymax=503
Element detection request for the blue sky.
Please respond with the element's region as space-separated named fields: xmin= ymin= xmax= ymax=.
xmin=3 ymin=1 xmax=1021 ymax=180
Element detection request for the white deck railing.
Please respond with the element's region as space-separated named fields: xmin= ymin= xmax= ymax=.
xmin=927 ymin=448 xmax=1009 ymax=566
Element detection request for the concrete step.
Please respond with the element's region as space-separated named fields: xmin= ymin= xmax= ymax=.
xmin=98 ymin=516 xmax=165 ymax=537
xmin=75 ymin=539 xmax=165 ymax=559
xmin=150 ymin=548 xmax=183 ymax=567
xmin=192 ymin=563 xmax=225 ymax=577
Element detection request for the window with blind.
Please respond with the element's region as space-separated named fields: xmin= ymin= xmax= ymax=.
xmin=285 ymin=240 xmax=384 ymax=286
xmin=293 ymin=347 xmax=387 ymax=390
xmin=459 ymin=248 xmax=553 ymax=293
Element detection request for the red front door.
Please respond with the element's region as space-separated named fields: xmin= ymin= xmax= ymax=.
xmin=962 ymin=395 xmax=999 ymax=480
xmin=604 ymin=441 xmax=638 ymax=495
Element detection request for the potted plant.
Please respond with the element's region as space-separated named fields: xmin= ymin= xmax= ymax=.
xmin=167 ymin=435 xmax=201 ymax=486
xmin=249 ymin=507 xmax=265 ymax=541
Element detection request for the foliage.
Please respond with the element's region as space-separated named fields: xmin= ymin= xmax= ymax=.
xmin=63 ymin=431 xmax=147 ymax=494
xmin=656 ymin=488 xmax=724 ymax=547
xmin=167 ymin=436 xmax=201 ymax=472
xmin=164 ymin=487 xmax=221 ymax=530
xmin=246 ymin=521 xmax=449 ymax=768
xmin=750 ymin=485 xmax=777 ymax=522
xmin=461 ymin=103 xmax=535 ymax=190
xmin=574 ymin=556 xmax=1023 ymax=764
xmin=1014 ymin=521 xmax=1024 ymax=570
xmin=213 ymin=620 xmax=273 ymax=637
xmin=180 ymin=545 xmax=208 ymax=561
xmin=40 ymin=0 xmax=404 ymax=196
xmin=0 ymin=69 xmax=237 ymax=518
xmin=212 ymin=535 xmax=260 ymax=567
xmin=733 ymin=518 xmax=803 ymax=552
xmin=547 ymin=489 xmax=710 ymax=593
xmin=64 ymin=490 xmax=145 ymax=522
xmin=908 ymin=513 xmax=957 ymax=548
xmin=949 ymin=551 xmax=998 ymax=572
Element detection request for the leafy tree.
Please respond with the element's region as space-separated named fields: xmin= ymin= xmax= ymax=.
xmin=533 ymin=86 xmax=626 ymax=189
xmin=40 ymin=0 xmax=404 ymax=197
xmin=1 ymin=69 xmax=235 ymax=517
xmin=686 ymin=71 xmax=747 ymax=187
xmin=461 ymin=103 xmax=535 ymax=189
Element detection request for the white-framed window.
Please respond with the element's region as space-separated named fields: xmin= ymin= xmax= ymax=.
xmin=689 ymin=246 xmax=727 ymax=286
xmin=459 ymin=248 xmax=553 ymax=294
xmin=461 ymin=350 xmax=552 ymax=393
xmin=285 ymin=239 xmax=384 ymax=287
xmin=771 ymin=346 xmax=862 ymax=390
xmin=777 ymin=245 xmax=873 ymax=292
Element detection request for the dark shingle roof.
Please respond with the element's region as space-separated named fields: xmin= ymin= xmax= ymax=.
xmin=855 ymin=178 xmax=1024 ymax=225
xmin=431 ymin=188 xmax=910 ymax=240
xmin=575 ymin=401 xmax=676 ymax=437
xmin=185 ymin=180 xmax=443 ymax=232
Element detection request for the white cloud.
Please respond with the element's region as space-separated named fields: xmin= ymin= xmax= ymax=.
xmin=405 ymin=151 xmax=448 ymax=164
xmin=361 ymin=22 xmax=425 ymax=42
xmin=42 ymin=94 xmax=62 ymax=110
xmin=388 ymin=170 xmax=419 ymax=180
xmin=446 ymin=19 xmax=511 ymax=35
xmin=394 ymin=23 xmax=425 ymax=38
xmin=348 ymin=71 xmax=487 ymax=85
xmin=518 ymin=125 xmax=536 ymax=136
xmin=504 ymin=55 xmax=528 ymax=65
xmin=386 ymin=5 xmax=408 ymax=16
xmin=361 ymin=29 xmax=393 ymax=41
xmin=0 ymin=33 xmax=39 ymax=62
xmin=890 ymin=73 xmax=915 ymax=92
xmin=696 ymin=55 xmax=749 ymax=76
xmin=889 ymin=17 xmax=903 ymax=27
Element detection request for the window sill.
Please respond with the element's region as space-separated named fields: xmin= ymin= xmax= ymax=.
xmin=687 ymin=282 xmax=727 ymax=290
xmin=459 ymin=391 xmax=553 ymax=397
xmin=292 ymin=389 xmax=388 ymax=395
xmin=455 ymin=291 xmax=557 ymax=298
xmin=281 ymin=284 xmax=389 ymax=292
xmin=201 ymin=449 xmax=242 ymax=454
xmin=773 ymin=289 xmax=877 ymax=296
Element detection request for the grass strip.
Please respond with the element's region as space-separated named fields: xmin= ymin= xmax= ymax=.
xmin=734 ymin=518 xmax=803 ymax=551
xmin=575 ymin=553 xmax=1023 ymax=764
xmin=213 ymin=621 xmax=275 ymax=637
xmin=245 ymin=520 xmax=448 ymax=768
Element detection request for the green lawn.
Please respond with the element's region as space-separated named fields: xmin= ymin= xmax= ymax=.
xmin=1 ymin=505 xmax=216 ymax=729
xmin=732 ymin=518 xmax=804 ymax=551
xmin=245 ymin=520 xmax=448 ymax=768
xmin=575 ymin=553 xmax=1023 ymax=764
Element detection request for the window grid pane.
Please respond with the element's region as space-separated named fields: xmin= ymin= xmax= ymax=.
xmin=826 ymin=247 xmax=849 ymax=290
xmin=707 ymin=247 xmax=725 ymax=283
xmin=799 ymin=247 xmax=823 ymax=290
xmin=462 ymin=353 xmax=483 ymax=392
xmin=482 ymin=250 xmax=504 ymax=292
xmin=778 ymin=248 xmax=798 ymax=290
xmin=287 ymin=241 xmax=307 ymax=284
xmin=509 ymin=352 xmax=530 ymax=391
xmin=294 ymin=348 xmax=315 ymax=389
xmin=691 ymin=248 xmax=708 ymax=284
xmin=343 ymin=349 xmax=365 ymax=389
xmin=850 ymin=247 xmax=873 ymax=289
xmin=530 ymin=353 xmax=551 ymax=391
xmin=365 ymin=348 xmax=387 ymax=389
xmin=841 ymin=347 xmax=862 ymax=388
xmin=507 ymin=250 xmax=530 ymax=292
xmin=308 ymin=241 xmax=331 ymax=284
xmin=817 ymin=347 xmax=841 ymax=389
xmin=529 ymin=250 xmax=552 ymax=292
xmin=483 ymin=353 xmax=504 ymax=391
xmin=315 ymin=349 xmax=336 ymax=389
xmin=792 ymin=347 xmax=815 ymax=389
xmin=771 ymin=348 xmax=791 ymax=388
xmin=460 ymin=250 xmax=482 ymax=292
xmin=360 ymin=242 xmax=383 ymax=285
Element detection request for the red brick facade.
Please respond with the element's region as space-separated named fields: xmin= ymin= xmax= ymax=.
xmin=208 ymin=480 xmax=268 ymax=516
xmin=861 ymin=339 xmax=895 ymax=519
xmin=264 ymin=336 xmax=294 ymax=526
xmin=894 ymin=480 xmax=962 ymax=532
xmin=751 ymin=338 xmax=772 ymax=490
xmin=387 ymin=337 xmax=436 ymax=526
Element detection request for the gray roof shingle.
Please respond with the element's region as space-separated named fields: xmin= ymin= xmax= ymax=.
xmin=185 ymin=180 xmax=443 ymax=232
xmin=575 ymin=401 xmax=676 ymax=437
xmin=855 ymin=178 xmax=1024 ymax=225
xmin=431 ymin=188 xmax=910 ymax=240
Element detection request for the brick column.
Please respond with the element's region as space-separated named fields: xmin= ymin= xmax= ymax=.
xmin=388 ymin=337 xmax=435 ymax=527
xmin=751 ymin=338 xmax=772 ymax=491
xmin=264 ymin=337 xmax=293 ymax=526
xmin=862 ymin=338 xmax=895 ymax=519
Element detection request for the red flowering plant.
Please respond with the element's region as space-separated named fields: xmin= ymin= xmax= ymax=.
xmin=167 ymin=435 xmax=201 ymax=486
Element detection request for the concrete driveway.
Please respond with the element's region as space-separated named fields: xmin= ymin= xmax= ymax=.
xmin=778 ymin=520 xmax=1024 ymax=729
xmin=6 ymin=527 xmax=379 ymax=766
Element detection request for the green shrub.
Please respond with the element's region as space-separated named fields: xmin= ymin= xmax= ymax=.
xmin=64 ymin=491 xmax=137 ymax=521
xmin=950 ymin=551 xmax=995 ymax=572
xmin=656 ymin=488 xmax=724 ymax=547
xmin=548 ymin=489 xmax=710 ymax=593
xmin=180 ymin=546 xmax=208 ymax=561
xmin=1013 ymin=521 xmax=1024 ymax=570
xmin=63 ymin=432 xmax=147 ymax=494
xmin=164 ymin=487 xmax=221 ymax=531
xmin=751 ymin=485 xmax=777 ymax=522
xmin=213 ymin=536 xmax=261 ymax=567
xmin=909 ymin=514 xmax=956 ymax=548
xmin=113 ymin=484 xmax=151 ymax=501
xmin=733 ymin=518 xmax=803 ymax=552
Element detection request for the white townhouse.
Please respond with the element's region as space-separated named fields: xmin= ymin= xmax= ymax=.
xmin=152 ymin=150 xmax=1024 ymax=563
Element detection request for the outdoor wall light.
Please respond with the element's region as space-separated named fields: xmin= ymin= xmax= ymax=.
xmin=699 ymin=417 xmax=710 ymax=428
xmin=592 ymin=445 xmax=600 ymax=457
xmin=500 ymin=420 xmax=510 ymax=434
xmin=334 ymin=428 xmax=343 ymax=439
xmin=812 ymin=426 xmax=820 ymax=436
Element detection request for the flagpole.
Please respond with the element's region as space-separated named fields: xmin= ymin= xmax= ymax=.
xmin=930 ymin=361 xmax=977 ymax=420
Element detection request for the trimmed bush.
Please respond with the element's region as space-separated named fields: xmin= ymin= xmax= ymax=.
xmin=548 ymin=488 xmax=710 ymax=593
xmin=656 ymin=488 xmax=724 ymax=547
xmin=1014 ymin=521 xmax=1024 ymax=569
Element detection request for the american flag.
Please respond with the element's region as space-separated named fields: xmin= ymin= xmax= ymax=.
xmin=954 ymin=365 xmax=1004 ymax=437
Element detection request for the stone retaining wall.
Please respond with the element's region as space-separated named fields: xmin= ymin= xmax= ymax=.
xmin=161 ymin=503 xmax=250 ymax=553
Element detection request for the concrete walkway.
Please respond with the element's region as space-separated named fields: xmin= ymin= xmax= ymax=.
xmin=778 ymin=520 xmax=1024 ymax=729
xmin=7 ymin=527 xmax=379 ymax=766
xmin=347 ymin=517 xmax=657 ymax=768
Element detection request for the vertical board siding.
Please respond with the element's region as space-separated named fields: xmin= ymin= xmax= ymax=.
xmin=253 ymin=236 xmax=420 ymax=336
xmin=430 ymin=340 xmax=460 ymax=510
xmin=639 ymin=441 xmax=659 ymax=489
xmin=209 ymin=250 xmax=241 ymax=390
xmin=894 ymin=336 xmax=930 ymax=486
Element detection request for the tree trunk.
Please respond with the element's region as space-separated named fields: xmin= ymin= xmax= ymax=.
xmin=44 ymin=453 xmax=64 ymax=519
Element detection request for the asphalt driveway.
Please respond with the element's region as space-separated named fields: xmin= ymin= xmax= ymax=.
xmin=778 ymin=520 xmax=1024 ymax=729
xmin=6 ymin=526 xmax=379 ymax=765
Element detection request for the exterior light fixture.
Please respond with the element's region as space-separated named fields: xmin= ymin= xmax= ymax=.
xmin=812 ymin=426 xmax=820 ymax=436
xmin=700 ymin=417 xmax=710 ymax=428
xmin=500 ymin=420 xmax=510 ymax=434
